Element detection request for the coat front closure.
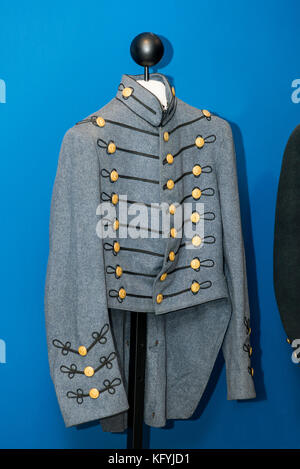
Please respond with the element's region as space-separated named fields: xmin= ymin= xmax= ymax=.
xmin=91 ymin=72 xmax=229 ymax=315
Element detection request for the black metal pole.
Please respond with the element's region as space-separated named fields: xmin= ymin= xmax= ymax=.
xmin=127 ymin=311 xmax=147 ymax=449
xmin=126 ymin=32 xmax=164 ymax=450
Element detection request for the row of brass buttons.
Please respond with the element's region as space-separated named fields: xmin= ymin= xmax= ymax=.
xmin=95 ymin=111 xmax=211 ymax=132
xmin=111 ymin=280 xmax=204 ymax=304
xmin=110 ymin=258 xmax=202 ymax=280
xmin=158 ymin=226 xmax=204 ymax=302
xmin=98 ymin=137 xmax=207 ymax=161
xmin=105 ymin=218 xmax=200 ymax=236
xmin=161 ymin=118 xmax=213 ymax=288
xmin=166 ymin=165 xmax=203 ymax=190
xmin=107 ymin=192 xmax=202 ymax=217
xmin=100 ymin=100 xmax=211 ymax=306
xmin=156 ymin=281 xmax=202 ymax=304
xmin=157 ymin=232 xmax=204 ymax=295
xmin=104 ymin=187 xmax=208 ymax=214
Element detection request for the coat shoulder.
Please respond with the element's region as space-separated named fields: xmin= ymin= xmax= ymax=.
xmin=62 ymin=98 xmax=117 ymax=142
xmin=178 ymin=97 xmax=232 ymax=134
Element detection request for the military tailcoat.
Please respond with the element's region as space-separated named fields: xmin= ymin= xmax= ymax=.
xmin=44 ymin=72 xmax=256 ymax=431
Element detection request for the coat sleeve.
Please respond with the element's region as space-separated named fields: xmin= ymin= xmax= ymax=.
xmin=44 ymin=127 xmax=129 ymax=427
xmin=216 ymin=120 xmax=256 ymax=400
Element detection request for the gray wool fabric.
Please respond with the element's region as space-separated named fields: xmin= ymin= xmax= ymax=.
xmin=44 ymin=72 xmax=256 ymax=431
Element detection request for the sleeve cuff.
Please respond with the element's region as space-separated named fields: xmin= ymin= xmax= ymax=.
xmin=225 ymin=366 xmax=256 ymax=400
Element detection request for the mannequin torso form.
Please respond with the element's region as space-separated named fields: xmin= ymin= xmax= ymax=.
xmin=137 ymin=79 xmax=168 ymax=109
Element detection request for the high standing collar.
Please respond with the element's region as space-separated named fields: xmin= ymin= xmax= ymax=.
xmin=115 ymin=72 xmax=177 ymax=127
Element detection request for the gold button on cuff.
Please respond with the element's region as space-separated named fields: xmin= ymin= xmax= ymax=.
xmin=111 ymin=193 xmax=119 ymax=205
xmin=122 ymin=87 xmax=133 ymax=98
xmin=114 ymin=241 xmax=120 ymax=253
xmin=156 ymin=293 xmax=163 ymax=304
xmin=78 ymin=346 xmax=87 ymax=357
xmin=191 ymin=281 xmax=200 ymax=293
xmin=163 ymin=131 xmax=170 ymax=142
xmin=190 ymin=211 xmax=200 ymax=224
xmin=89 ymin=388 xmax=100 ymax=399
xmin=195 ymin=136 xmax=205 ymax=148
xmin=169 ymin=204 xmax=176 ymax=215
xmin=160 ymin=273 xmax=167 ymax=282
xmin=190 ymin=258 xmax=200 ymax=270
xmin=107 ymin=142 xmax=116 ymax=154
xmin=119 ymin=288 xmax=126 ymax=299
xmin=84 ymin=366 xmax=95 ymax=377
xmin=171 ymin=86 xmax=176 ymax=96
xmin=116 ymin=265 xmax=123 ymax=277
xmin=202 ymin=109 xmax=211 ymax=118
xmin=168 ymin=251 xmax=175 ymax=262
xmin=167 ymin=179 xmax=175 ymax=190
xmin=192 ymin=165 xmax=202 ymax=176
xmin=96 ymin=116 xmax=105 ymax=127
xmin=192 ymin=188 xmax=202 ymax=199
xmin=166 ymin=153 xmax=174 ymax=164
xmin=286 ymin=338 xmax=291 ymax=344
xmin=113 ymin=219 xmax=119 ymax=231
xmin=110 ymin=170 xmax=119 ymax=182
xmin=192 ymin=235 xmax=202 ymax=247
xmin=170 ymin=227 xmax=177 ymax=238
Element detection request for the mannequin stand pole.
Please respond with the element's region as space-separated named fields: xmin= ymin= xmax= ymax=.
xmin=127 ymin=311 xmax=147 ymax=449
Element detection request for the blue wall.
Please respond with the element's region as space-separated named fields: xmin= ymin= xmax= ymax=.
xmin=0 ymin=0 xmax=299 ymax=449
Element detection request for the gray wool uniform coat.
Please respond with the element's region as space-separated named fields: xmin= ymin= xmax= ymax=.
xmin=44 ymin=72 xmax=256 ymax=432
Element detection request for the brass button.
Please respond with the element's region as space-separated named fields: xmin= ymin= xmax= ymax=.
xmin=202 ymin=109 xmax=211 ymax=118
xmin=192 ymin=188 xmax=202 ymax=199
xmin=169 ymin=204 xmax=176 ymax=215
xmin=122 ymin=87 xmax=133 ymax=98
xmin=167 ymin=179 xmax=175 ymax=190
xmin=193 ymin=165 xmax=202 ymax=176
xmin=96 ymin=116 xmax=105 ymax=127
xmin=160 ymin=273 xmax=167 ymax=281
xmin=191 ymin=281 xmax=200 ymax=293
xmin=248 ymin=327 xmax=252 ymax=336
xmin=163 ymin=131 xmax=170 ymax=142
xmin=192 ymin=235 xmax=202 ymax=247
xmin=249 ymin=367 xmax=254 ymax=377
xmin=166 ymin=153 xmax=174 ymax=164
xmin=170 ymin=227 xmax=177 ymax=238
xmin=89 ymin=388 xmax=100 ymax=399
xmin=110 ymin=170 xmax=119 ymax=182
xmin=168 ymin=251 xmax=175 ymax=262
xmin=78 ymin=346 xmax=87 ymax=356
xmin=190 ymin=258 xmax=200 ymax=270
xmin=286 ymin=338 xmax=291 ymax=344
xmin=107 ymin=142 xmax=116 ymax=154
xmin=190 ymin=211 xmax=200 ymax=224
xmin=156 ymin=293 xmax=163 ymax=304
xmin=111 ymin=193 xmax=119 ymax=205
xmin=113 ymin=241 xmax=120 ymax=253
xmin=84 ymin=366 xmax=95 ymax=377
xmin=171 ymin=86 xmax=176 ymax=96
xmin=115 ymin=265 xmax=123 ymax=277
xmin=195 ymin=136 xmax=205 ymax=148
xmin=113 ymin=219 xmax=119 ymax=231
xmin=119 ymin=288 xmax=126 ymax=299
xmin=249 ymin=346 xmax=253 ymax=357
